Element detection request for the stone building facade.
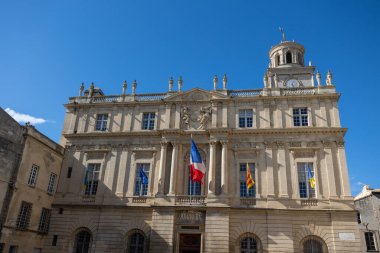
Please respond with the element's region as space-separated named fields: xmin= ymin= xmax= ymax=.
xmin=355 ymin=185 xmax=380 ymax=252
xmin=0 ymin=108 xmax=64 ymax=253
xmin=45 ymin=39 xmax=360 ymax=252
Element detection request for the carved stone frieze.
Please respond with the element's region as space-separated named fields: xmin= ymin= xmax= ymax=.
xmin=176 ymin=210 xmax=205 ymax=225
xmin=290 ymin=142 xmax=302 ymax=148
xmin=292 ymin=151 xmax=315 ymax=158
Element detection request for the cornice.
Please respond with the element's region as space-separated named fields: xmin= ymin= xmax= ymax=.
xmin=63 ymin=127 xmax=347 ymax=140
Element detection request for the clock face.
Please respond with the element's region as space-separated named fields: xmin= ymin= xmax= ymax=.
xmin=285 ymin=79 xmax=300 ymax=88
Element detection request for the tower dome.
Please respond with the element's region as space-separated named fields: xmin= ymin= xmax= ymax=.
xmin=269 ymin=41 xmax=305 ymax=68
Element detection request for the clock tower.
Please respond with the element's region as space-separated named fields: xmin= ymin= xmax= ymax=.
xmin=263 ymin=37 xmax=316 ymax=89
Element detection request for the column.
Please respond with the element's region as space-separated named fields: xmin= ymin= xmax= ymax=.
xmin=116 ymin=147 xmax=128 ymax=195
xmin=331 ymin=100 xmax=341 ymax=127
xmin=265 ymin=144 xmax=275 ymax=196
xmin=222 ymin=103 xmax=228 ymax=128
xmin=211 ymin=102 xmax=217 ymax=128
xmin=221 ymin=140 xmax=228 ymax=195
xmin=323 ymin=142 xmax=337 ymax=198
xmin=263 ymin=102 xmax=270 ymax=128
xmin=274 ymin=104 xmax=283 ymax=128
xmin=174 ymin=104 xmax=181 ymax=128
xmin=336 ymin=141 xmax=351 ymax=197
xmin=277 ymin=143 xmax=288 ymax=197
xmin=157 ymin=141 xmax=168 ymax=195
xmin=208 ymin=141 xmax=217 ymax=195
xmin=168 ymin=143 xmax=178 ymax=195
xmin=164 ymin=103 xmax=171 ymax=129
xmin=126 ymin=152 xmax=136 ymax=196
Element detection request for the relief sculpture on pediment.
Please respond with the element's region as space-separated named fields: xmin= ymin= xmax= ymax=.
xmin=181 ymin=104 xmax=212 ymax=130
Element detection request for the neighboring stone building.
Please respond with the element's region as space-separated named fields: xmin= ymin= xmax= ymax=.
xmin=45 ymin=38 xmax=360 ymax=253
xmin=355 ymin=185 xmax=380 ymax=252
xmin=0 ymin=108 xmax=64 ymax=253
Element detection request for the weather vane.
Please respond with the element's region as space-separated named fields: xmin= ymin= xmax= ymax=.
xmin=279 ymin=27 xmax=286 ymax=42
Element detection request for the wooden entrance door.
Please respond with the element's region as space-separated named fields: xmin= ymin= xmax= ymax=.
xmin=179 ymin=234 xmax=201 ymax=253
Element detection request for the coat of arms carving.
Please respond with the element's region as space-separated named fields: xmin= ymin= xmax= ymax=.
xmin=181 ymin=105 xmax=212 ymax=130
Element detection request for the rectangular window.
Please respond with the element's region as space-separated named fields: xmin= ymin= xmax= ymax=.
xmin=239 ymin=163 xmax=256 ymax=197
xmin=293 ymin=107 xmax=308 ymax=126
xmin=84 ymin=163 xmax=101 ymax=196
xmin=67 ymin=167 xmax=72 ymax=178
xmin=188 ymin=178 xmax=201 ymax=196
xmin=134 ymin=163 xmax=150 ymax=196
xmin=27 ymin=164 xmax=39 ymax=187
xmin=59 ymin=208 xmax=64 ymax=214
xmin=297 ymin=162 xmax=316 ymax=199
xmin=95 ymin=114 xmax=108 ymax=131
xmin=142 ymin=112 xmax=155 ymax=130
xmin=239 ymin=109 xmax=253 ymax=128
xmin=47 ymin=173 xmax=57 ymax=194
xmin=357 ymin=212 xmax=361 ymax=224
xmin=8 ymin=246 xmax=17 ymax=253
xmin=365 ymin=232 xmax=377 ymax=251
xmin=38 ymin=208 xmax=51 ymax=234
xmin=52 ymin=235 xmax=58 ymax=246
xmin=16 ymin=201 xmax=32 ymax=230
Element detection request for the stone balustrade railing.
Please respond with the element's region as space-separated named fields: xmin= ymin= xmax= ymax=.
xmin=175 ymin=195 xmax=206 ymax=206
xmin=68 ymin=86 xmax=336 ymax=104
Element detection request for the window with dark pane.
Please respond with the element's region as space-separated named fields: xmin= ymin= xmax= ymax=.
xmin=16 ymin=201 xmax=32 ymax=230
xmin=128 ymin=231 xmax=145 ymax=253
xmin=95 ymin=114 xmax=108 ymax=131
xmin=239 ymin=109 xmax=253 ymax=128
xmin=84 ymin=163 xmax=101 ymax=196
xmin=38 ymin=208 xmax=51 ymax=234
xmin=134 ymin=163 xmax=150 ymax=196
xmin=142 ymin=112 xmax=155 ymax=130
xmin=365 ymin=232 xmax=377 ymax=251
xmin=293 ymin=108 xmax=308 ymax=127
xmin=239 ymin=163 xmax=255 ymax=197
xmin=240 ymin=237 xmax=257 ymax=253
xmin=297 ymin=163 xmax=315 ymax=199
xmin=73 ymin=231 xmax=91 ymax=253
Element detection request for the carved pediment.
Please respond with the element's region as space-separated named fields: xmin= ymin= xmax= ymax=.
xmin=165 ymin=88 xmax=227 ymax=102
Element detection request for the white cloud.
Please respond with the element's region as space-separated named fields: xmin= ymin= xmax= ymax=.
xmin=5 ymin=108 xmax=47 ymax=125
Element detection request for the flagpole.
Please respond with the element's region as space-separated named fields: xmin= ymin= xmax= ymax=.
xmin=246 ymin=163 xmax=249 ymax=197
xmin=189 ymin=166 xmax=192 ymax=205
xmin=190 ymin=134 xmax=192 ymax=205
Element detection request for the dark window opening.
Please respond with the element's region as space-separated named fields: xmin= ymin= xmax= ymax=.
xmin=52 ymin=235 xmax=58 ymax=246
xmin=67 ymin=167 xmax=72 ymax=178
xmin=74 ymin=231 xmax=91 ymax=253
xmin=286 ymin=52 xmax=292 ymax=64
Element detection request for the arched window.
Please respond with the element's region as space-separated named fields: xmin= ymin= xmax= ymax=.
xmin=240 ymin=236 xmax=258 ymax=253
xmin=128 ymin=230 xmax=146 ymax=253
xmin=286 ymin=51 xmax=292 ymax=64
xmin=297 ymin=53 xmax=303 ymax=65
xmin=276 ymin=54 xmax=280 ymax=66
xmin=73 ymin=230 xmax=92 ymax=253
xmin=301 ymin=236 xmax=328 ymax=253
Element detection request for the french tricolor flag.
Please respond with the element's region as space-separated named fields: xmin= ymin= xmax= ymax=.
xmin=190 ymin=138 xmax=206 ymax=183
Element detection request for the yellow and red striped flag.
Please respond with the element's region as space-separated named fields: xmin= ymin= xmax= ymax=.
xmin=246 ymin=163 xmax=255 ymax=189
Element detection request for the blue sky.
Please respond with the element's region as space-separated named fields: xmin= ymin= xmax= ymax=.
xmin=1 ymin=1 xmax=379 ymax=195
